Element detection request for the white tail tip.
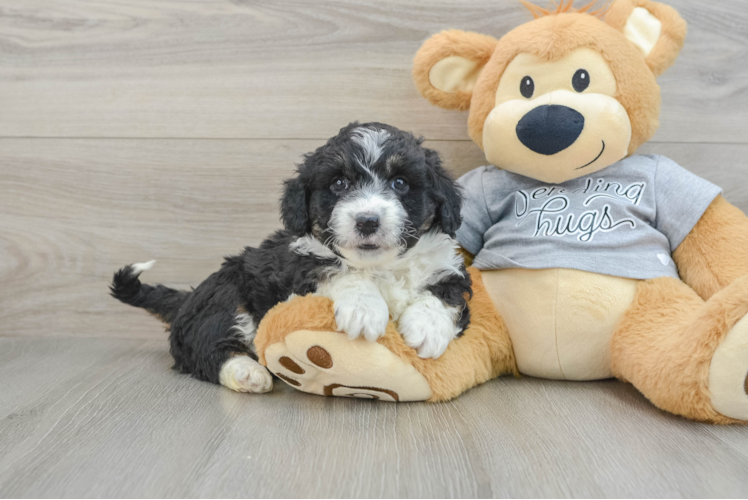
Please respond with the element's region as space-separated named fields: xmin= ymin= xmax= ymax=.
xmin=131 ymin=260 xmax=156 ymax=274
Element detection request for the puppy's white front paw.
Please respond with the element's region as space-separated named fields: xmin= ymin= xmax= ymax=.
xmin=219 ymin=356 xmax=273 ymax=394
xmin=334 ymin=294 xmax=390 ymax=342
xmin=399 ymin=296 xmax=460 ymax=359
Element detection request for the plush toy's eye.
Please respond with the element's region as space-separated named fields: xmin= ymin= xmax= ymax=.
xmin=572 ymin=69 xmax=590 ymax=92
xmin=390 ymin=177 xmax=409 ymax=194
xmin=330 ymin=177 xmax=350 ymax=194
xmin=520 ymin=76 xmax=535 ymax=99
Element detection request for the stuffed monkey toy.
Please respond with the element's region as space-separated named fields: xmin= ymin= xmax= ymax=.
xmin=254 ymin=0 xmax=748 ymax=424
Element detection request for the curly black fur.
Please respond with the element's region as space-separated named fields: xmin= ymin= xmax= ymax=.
xmin=427 ymin=269 xmax=473 ymax=337
xmin=111 ymin=231 xmax=335 ymax=383
xmin=111 ymin=122 xmax=472 ymax=386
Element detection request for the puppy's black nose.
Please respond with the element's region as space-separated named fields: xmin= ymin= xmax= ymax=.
xmin=516 ymin=105 xmax=585 ymax=156
xmin=355 ymin=214 xmax=380 ymax=236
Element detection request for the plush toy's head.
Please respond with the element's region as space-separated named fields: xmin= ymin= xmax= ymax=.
xmin=413 ymin=0 xmax=686 ymax=184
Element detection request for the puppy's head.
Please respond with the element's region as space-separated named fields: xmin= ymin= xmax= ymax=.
xmin=281 ymin=122 xmax=462 ymax=267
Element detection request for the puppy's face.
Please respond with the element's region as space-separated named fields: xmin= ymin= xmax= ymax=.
xmin=281 ymin=123 xmax=462 ymax=267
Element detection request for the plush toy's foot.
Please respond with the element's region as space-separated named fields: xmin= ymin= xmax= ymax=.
xmin=219 ymin=356 xmax=273 ymax=394
xmin=710 ymin=314 xmax=748 ymax=420
xmin=254 ymin=269 xmax=518 ymax=402
xmin=612 ymin=276 xmax=748 ymax=424
xmin=264 ymin=330 xmax=432 ymax=401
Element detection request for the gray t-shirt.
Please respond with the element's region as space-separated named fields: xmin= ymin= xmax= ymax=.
xmin=456 ymin=154 xmax=722 ymax=280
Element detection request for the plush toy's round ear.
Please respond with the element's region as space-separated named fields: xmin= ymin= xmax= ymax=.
xmin=412 ymin=30 xmax=498 ymax=111
xmin=605 ymin=0 xmax=687 ymax=77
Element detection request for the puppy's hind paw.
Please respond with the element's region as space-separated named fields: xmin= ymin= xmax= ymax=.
xmin=219 ymin=356 xmax=273 ymax=394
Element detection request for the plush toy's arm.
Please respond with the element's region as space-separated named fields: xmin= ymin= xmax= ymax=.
xmin=673 ymin=196 xmax=748 ymax=300
xmin=458 ymin=247 xmax=475 ymax=267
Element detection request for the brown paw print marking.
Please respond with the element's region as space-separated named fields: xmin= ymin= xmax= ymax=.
xmin=307 ymin=345 xmax=333 ymax=369
xmin=276 ymin=373 xmax=300 ymax=386
xmin=271 ymin=344 xmax=400 ymax=400
xmin=273 ymin=348 xmax=331 ymax=388
xmin=279 ymin=356 xmax=305 ymax=374
xmin=323 ymin=384 xmax=399 ymax=401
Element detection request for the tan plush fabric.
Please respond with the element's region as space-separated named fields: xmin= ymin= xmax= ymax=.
xmin=254 ymin=1 xmax=748 ymax=423
xmin=482 ymin=268 xmax=638 ymax=380
xmin=391 ymin=268 xmax=519 ymax=401
xmin=465 ymin=13 xmax=661 ymax=156
xmin=412 ymin=30 xmax=498 ymax=111
xmin=709 ymin=315 xmax=748 ymax=420
xmin=256 ymin=261 xmax=748 ymax=420
xmin=429 ymin=56 xmax=483 ymax=94
xmin=265 ymin=330 xmax=434 ymax=402
xmin=255 ymin=268 xmax=518 ymax=402
xmin=674 ymin=196 xmax=748 ymax=301
xmin=482 ymin=50 xmax=633 ymax=183
xmin=620 ymin=7 xmax=663 ymax=57
xmin=610 ymin=275 xmax=748 ymax=424
xmin=412 ymin=2 xmax=687 ymax=157
xmin=457 ymin=246 xmax=475 ymax=267
xmin=605 ymin=0 xmax=687 ymax=77
xmin=254 ymin=294 xmax=340 ymax=367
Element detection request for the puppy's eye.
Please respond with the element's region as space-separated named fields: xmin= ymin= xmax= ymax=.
xmin=390 ymin=177 xmax=409 ymax=194
xmin=572 ymin=69 xmax=590 ymax=92
xmin=330 ymin=177 xmax=350 ymax=194
xmin=520 ymin=76 xmax=534 ymax=99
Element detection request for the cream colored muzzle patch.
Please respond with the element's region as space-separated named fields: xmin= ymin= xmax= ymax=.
xmin=483 ymin=90 xmax=632 ymax=184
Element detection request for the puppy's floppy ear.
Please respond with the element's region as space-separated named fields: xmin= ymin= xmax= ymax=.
xmin=605 ymin=0 xmax=687 ymax=77
xmin=280 ymin=175 xmax=310 ymax=236
xmin=425 ymin=148 xmax=462 ymax=237
xmin=413 ymin=30 xmax=498 ymax=111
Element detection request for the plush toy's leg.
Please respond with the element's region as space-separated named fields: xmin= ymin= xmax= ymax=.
xmin=610 ymin=274 xmax=748 ymax=423
xmin=254 ymin=268 xmax=518 ymax=402
xmin=398 ymin=269 xmax=519 ymax=401
xmin=674 ymin=196 xmax=748 ymax=300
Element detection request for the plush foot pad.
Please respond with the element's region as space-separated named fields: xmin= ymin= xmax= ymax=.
xmin=710 ymin=314 xmax=748 ymax=420
xmin=219 ymin=356 xmax=273 ymax=394
xmin=264 ymin=330 xmax=432 ymax=401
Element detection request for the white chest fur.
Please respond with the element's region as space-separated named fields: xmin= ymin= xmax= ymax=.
xmin=322 ymin=232 xmax=463 ymax=319
xmin=293 ymin=232 xmax=464 ymax=320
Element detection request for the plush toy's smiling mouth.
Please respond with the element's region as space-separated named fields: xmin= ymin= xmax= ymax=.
xmin=576 ymin=141 xmax=606 ymax=170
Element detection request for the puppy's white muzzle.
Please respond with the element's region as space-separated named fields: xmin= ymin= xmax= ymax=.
xmin=330 ymin=187 xmax=406 ymax=266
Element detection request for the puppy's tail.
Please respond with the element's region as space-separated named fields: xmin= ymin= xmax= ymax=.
xmin=110 ymin=260 xmax=189 ymax=325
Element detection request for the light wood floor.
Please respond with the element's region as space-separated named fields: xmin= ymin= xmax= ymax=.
xmin=1 ymin=0 xmax=748 ymax=497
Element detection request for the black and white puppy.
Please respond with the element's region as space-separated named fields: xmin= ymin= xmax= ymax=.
xmin=111 ymin=122 xmax=471 ymax=394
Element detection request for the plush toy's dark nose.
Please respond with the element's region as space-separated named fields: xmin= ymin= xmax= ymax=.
xmin=355 ymin=214 xmax=380 ymax=236
xmin=516 ymin=105 xmax=585 ymax=156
